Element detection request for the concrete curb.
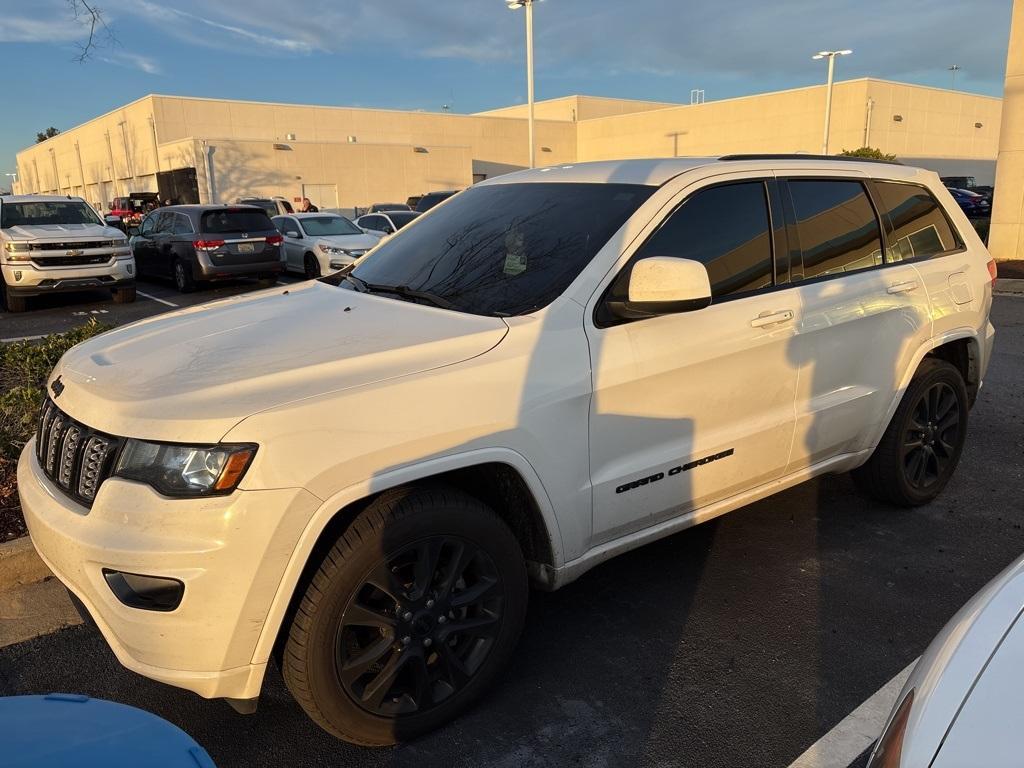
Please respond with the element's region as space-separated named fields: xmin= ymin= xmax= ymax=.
xmin=0 ymin=536 xmax=50 ymax=591
xmin=994 ymin=278 xmax=1024 ymax=295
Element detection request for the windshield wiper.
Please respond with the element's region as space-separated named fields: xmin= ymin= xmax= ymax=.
xmin=344 ymin=274 xmax=456 ymax=311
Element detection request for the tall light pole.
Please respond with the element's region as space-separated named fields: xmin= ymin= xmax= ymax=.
xmin=948 ymin=64 xmax=961 ymax=89
xmin=507 ymin=0 xmax=536 ymax=169
xmin=812 ymin=49 xmax=852 ymax=155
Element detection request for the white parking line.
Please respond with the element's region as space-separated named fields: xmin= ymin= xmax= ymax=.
xmin=787 ymin=659 xmax=918 ymax=768
xmin=136 ymin=290 xmax=179 ymax=308
xmin=0 ymin=333 xmax=48 ymax=343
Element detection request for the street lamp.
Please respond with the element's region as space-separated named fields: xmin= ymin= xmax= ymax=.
xmin=948 ymin=64 xmax=961 ymax=89
xmin=812 ymin=49 xmax=852 ymax=154
xmin=506 ymin=0 xmax=536 ymax=169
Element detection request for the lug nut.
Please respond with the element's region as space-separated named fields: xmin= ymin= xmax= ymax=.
xmin=403 ymin=611 xmax=413 ymax=621
xmin=438 ymin=615 xmax=447 ymax=624
xmin=423 ymin=638 xmax=433 ymax=647
xmin=426 ymin=599 xmax=435 ymax=608
xmin=402 ymin=636 xmax=411 ymax=646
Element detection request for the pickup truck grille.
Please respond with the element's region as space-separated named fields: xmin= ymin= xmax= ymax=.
xmin=36 ymin=398 xmax=122 ymax=507
xmin=29 ymin=240 xmax=119 ymax=251
xmin=31 ymin=254 xmax=114 ymax=267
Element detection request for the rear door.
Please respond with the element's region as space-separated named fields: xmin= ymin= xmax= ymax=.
xmin=781 ymin=174 xmax=932 ymax=471
xmin=586 ymin=174 xmax=799 ymax=543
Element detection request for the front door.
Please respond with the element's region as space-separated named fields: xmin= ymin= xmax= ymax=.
xmin=586 ymin=177 xmax=798 ymax=544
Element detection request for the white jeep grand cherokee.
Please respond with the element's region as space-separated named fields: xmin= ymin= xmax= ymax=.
xmin=19 ymin=156 xmax=996 ymax=745
xmin=1 ymin=195 xmax=135 ymax=312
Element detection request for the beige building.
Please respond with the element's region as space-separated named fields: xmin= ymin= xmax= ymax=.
xmin=14 ymin=78 xmax=1002 ymax=214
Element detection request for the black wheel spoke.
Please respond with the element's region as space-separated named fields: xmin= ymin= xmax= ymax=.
xmin=412 ymin=538 xmax=444 ymax=601
xmin=443 ymin=611 xmax=500 ymax=639
xmin=344 ymin=601 xmax=397 ymax=630
xmin=365 ymin=562 xmax=405 ymax=603
xmin=437 ymin=541 xmax=472 ymax=600
xmin=450 ymin=575 xmax=501 ymax=609
xmin=437 ymin=642 xmax=472 ymax=689
xmin=361 ymin=651 xmax=407 ymax=710
xmin=938 ymin=411 xmax=959 ymax=433
xmin=340 ymin=636 xmax=394 ymax=685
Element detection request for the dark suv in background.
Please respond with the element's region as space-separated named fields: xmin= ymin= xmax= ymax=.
xmin=129 ymin=205 xmax=284 ymax=292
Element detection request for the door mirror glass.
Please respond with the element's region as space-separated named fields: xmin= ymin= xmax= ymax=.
xmin=286 ymin=230 xmax=300 ymax=239
xmin=612 ymin=257 xmax=711 ymax=318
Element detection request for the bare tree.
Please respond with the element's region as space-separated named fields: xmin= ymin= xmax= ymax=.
xmin=67 ymin=0 xmax=116 ymax=62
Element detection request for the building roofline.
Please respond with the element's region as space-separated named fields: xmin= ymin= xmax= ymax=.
xmin=21 ymin=94 xmax=156 ymax=153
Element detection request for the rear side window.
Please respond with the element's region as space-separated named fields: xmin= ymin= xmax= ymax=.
xmin=172 ymin=213 xmax=193 ymax=235
xmin=631 ymin=181 xmax=774 ymax=300
xmin=201 ymin=209 xmax=274 ymax=234
xmin=788 ymin=180 xmax=883 ymax=279
xmin=873 ymin=182 xmax=962 ymax=262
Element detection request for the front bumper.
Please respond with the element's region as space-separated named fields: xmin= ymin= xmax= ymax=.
xmin=2 ymin=257 xmax=134 ymax=296
xmin=18 ymin=441 xmax=320 ymax=700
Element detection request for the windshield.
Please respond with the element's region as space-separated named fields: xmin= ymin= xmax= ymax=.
xmin=348 ymin=182 xmax=654 ymax=316
xmin=201 ymin=209 xmax=275 ymax=233
xmin=1 ymin=201 xmax=102 ymax=228
xmin=300 ymin=215 xmax=362 ymax=236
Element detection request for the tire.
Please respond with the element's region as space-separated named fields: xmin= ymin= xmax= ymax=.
xmin=853 ymin=358 xmax=969 ymax=507
xmin=257 ymin=273 xmax=278 ymax=288
xmin=111 ymin=284 xmax=136 ymax=304
xmin=304 ymin=253 xmax=322 ymax=280
xmin=283 ymin=487 xmax=528 ymax=746
xmin=173 ymin=259 xmax=195 ymax=293
xmin=3 ymin=285 xmax=27 ymax=313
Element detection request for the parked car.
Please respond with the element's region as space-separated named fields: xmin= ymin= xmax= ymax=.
xmin=129 ymin=205 xmax=283 ymax=292
xmin=414 ymin=189 xmax=460 ymax=212
xmin=940 ymin=175 xmax=993 ymax=201
xmin=20 ymin=157 xmax=995 ymax=746
xmin=355 ymin=210 xmax=421 ymax=237
xmin=236 ymin=197 xmax=294 ymax=218
xmin=368 ymin=203 xmax=411 ymax=213
xmin=273 ymin=213 xmax=380 ymax=278
xmin=405 ymin=195 xmax=422 ymax=209
xmin=110 ymin=193 xmax=160 ymax=226
xmin=867 ymin=553 xmax=1024 ymax=768
xmin=0 ymin=195 xmax=135 ymax=312
xmin=948 ymin=187 xmax=991 ymax=218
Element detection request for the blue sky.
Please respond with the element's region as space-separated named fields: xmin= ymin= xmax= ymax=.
xmin=0 ymin=0 xmax=1014 ymax=181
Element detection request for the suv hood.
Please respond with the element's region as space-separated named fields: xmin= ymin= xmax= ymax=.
xmin=3 ymin=223 xmax=123 ymax=241
xmin=52 ymin=281 xmax=508 ymax=443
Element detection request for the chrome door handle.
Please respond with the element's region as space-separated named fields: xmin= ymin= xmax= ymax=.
xmin=750 ymin=310 xmax=794 ymax=328
xmin=887 ymin=280 xmax=919 ymax=294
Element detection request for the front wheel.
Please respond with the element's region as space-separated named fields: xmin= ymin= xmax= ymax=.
xmin=282 ymin=487 xmax=528 ymax=745
xmin=173 ymin=259 xmax=195 ymax=293
xmin=304 ymin=253 xmax=322 ymax=280
xmin=3 ymin=285 xmax=27 ymax=313
xmin=853 ymin=358 xmax=969 ymax=506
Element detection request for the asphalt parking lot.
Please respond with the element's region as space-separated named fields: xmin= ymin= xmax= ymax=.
xmin=0 ymin=294 xmax=1022 ymax=768
xmin=0 ymin=273 xmax=307 ymax=342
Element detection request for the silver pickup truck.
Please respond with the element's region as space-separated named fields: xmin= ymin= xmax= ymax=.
xmin=1 ymin=195 xmax=135 ymax=312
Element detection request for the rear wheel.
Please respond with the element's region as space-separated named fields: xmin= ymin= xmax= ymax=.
xmin=853 ymin=358 xmax=968 ymax=506
xmin=111 ymin=284 xmax=136 ymax=304
xmin=173 ymin=259 xmax=194 ymax=293
xmin=304 ymin=253 xmax=322 ymax=280
xmin=282 ymin=487 xmax=528 ymax=745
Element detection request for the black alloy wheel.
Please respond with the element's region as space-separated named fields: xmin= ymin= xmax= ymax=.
xmin=901 ymin=381 xmax=960 ymax=491
xmin=336 ymin=535 xmax=504 ymax=717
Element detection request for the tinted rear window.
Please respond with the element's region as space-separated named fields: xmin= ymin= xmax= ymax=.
xmin=200 ymin=209 xmax=275 ymax=234
xmin=788 ymin=180 xmax=883 ymax=279
xmin=874 ymin=182 xmax=962 ymax=262
xmin=350 ymin=182 xmax=655 ymax=316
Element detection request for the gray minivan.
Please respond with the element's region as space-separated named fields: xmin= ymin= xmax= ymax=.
xmin=130 ymin=205 xmax=285 ymax=292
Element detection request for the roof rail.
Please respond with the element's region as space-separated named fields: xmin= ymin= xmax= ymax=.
xmin=718 ymin=153 xmax=903 ymax=165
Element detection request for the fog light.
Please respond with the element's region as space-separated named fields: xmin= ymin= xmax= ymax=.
xmin=103 ymin=569 xmax=184 ymax=612
xmin=126 ymin=264 xmax=133 ymax=275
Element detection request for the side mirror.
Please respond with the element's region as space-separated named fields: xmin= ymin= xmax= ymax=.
xmin=612 ymin=257 xmax=711 ymax=319
xmin=127 ymin=225 xmax=141 ymax=237
xmin=286 ymin=230 xmax=300 ymax=239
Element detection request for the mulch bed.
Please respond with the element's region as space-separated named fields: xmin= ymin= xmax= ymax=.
xmin=0 ymin=457 xmax=26 ymax=543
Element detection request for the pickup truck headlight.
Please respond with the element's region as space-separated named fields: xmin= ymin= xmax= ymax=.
xmin=114 ymin=440 xmax=257 ymax=497
xmin=3 ymin=242 xmax=31 ymax=261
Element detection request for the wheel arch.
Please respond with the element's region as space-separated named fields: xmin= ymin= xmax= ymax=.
xmin=252 ymin=448 xmax=563 ymax=670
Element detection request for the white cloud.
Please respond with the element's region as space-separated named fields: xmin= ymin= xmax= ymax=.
xmin=99 ymin=51 xmax=162 ymax=75
xmin=0 ymin=13 xmax=84 ymax=43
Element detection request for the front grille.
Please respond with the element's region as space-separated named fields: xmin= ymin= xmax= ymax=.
xmin=32 ymin=254 xmax=115 ymax=267
xmin=36 ymin=398 xmax=122 ymax=507
xmin=29 ymin=240 xmax=118 ymax=251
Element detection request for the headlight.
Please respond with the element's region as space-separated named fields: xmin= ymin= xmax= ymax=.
xmin=317 ymin=243 xmax=349 ymax=256
xmin=3 ymin=242 xmax=31 ymax=261
xmin=114 ymin=440 xmax=257 ymax=497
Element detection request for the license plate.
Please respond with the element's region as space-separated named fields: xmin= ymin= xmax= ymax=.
xmin=237 ymin=242 xmax=255 ymax=254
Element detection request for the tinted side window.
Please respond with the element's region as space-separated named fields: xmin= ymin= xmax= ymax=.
xmin=874 ymin=182 xmax=962 ymax=262
xmin=633 ymin=181 xmax=774 ymax=300
xmin=172 ymin=214 xmax=193 ymax=235
xmin=788 ymin=180 xmax=883 ymax=279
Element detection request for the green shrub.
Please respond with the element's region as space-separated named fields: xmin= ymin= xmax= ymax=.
xmin=839 ymin=146 xmax=899 ymax=162
xmin=0 ymin=319 xmax=109 ymax=460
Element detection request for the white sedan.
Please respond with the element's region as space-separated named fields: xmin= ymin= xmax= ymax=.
xmin=868 ymin=553 xmax=1024 ymax=767
xmin=272 ymin=213 xmax=382 ymax=278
